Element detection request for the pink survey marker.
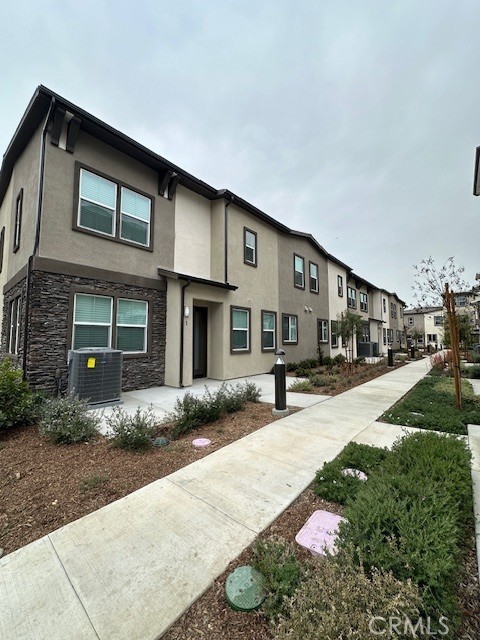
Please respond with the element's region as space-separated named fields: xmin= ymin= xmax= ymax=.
xmin=295 ymin=510 xmax=347 ymax=556
xmin=192 ymin=438 xmax=211 ymax=447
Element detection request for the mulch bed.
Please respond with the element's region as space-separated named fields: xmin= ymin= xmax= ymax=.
xmin=0 ymin=402 xmax=292 ymax=555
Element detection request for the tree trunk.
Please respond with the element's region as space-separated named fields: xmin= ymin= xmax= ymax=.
xmin=445 ymin=284 xmax=462 ymax=410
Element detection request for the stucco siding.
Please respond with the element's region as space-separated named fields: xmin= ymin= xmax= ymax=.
xmin=174 ymin=186 xmax=212 ymax=279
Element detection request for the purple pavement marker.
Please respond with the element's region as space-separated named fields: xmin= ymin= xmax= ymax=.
xmin=192 ymin=438 xmax=211 ymax=447
xmin=342 ymin=467 xmax=368 ymax=481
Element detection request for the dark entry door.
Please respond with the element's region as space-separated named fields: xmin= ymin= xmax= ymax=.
xmin=193 ymin=306 xmax=208 ymax=378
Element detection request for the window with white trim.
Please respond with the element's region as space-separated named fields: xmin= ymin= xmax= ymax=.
xmin=116 ymin=299 xmax=148 ymax=352
xmin=347 ymin=286 xmax=356 ymax=309
xmin=282 ymin=314 xmax=298 ymax=343
xmin=318 ymin=319 xmax=328 ymax=343
xmin=331 ymin=320 xmax=339 ymax=348
xmin=407 ymin=317 xmax=414 ymax=326
xmin=294 ymin=255 xmax=305 ymax=288
xmin=427 ymin=333 xmax=437 ymax=343
xmin=231 ymin=307 xmax=250 ymax=352
xmin=309 ymin=262 xmax=319 ymax=293
xmin=77 ymin=168 xmax=152 ymax=247
xmin=359 ymin=292 xmax=368 ymax=313
xmin=120 ymin=187 xmax=151 ymax=246
xmin=337 ymin=275 xmax=343 ymax=297
xmin=244 ymin=228 xmax=257 ymax=266
xmin=8 ymin=296 xmax=21 ymax=354
xmin=390 ymin=302 xmax=397 ymax=319
xmin=434 ymin=315 xmax=443 ymax=326
xmin=73 ymin=294 xmax=113 ymax=349
xmin=261 ymin=311 xmax=276 ymax=350
xmin=72 ymin=293 xmax=148 ymax=353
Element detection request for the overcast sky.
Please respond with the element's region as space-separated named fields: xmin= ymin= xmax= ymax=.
xmin=1 ymin=0 xmax=479 ymax=304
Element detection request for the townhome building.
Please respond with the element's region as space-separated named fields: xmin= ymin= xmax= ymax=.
xmin=404 ymin=307 xmax=444 ymax=348
xmin=0 ymin=86 xmax=408 ymax=393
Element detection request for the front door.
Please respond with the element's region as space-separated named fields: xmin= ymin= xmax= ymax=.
xmin=193 ymin=306 xmax=208 ymax=378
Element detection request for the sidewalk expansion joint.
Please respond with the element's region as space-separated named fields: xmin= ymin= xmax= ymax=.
xmin=47 ymin=536 xmax=101 ymax=640
xmin=165 ymin=477 xmax=261 ymax=535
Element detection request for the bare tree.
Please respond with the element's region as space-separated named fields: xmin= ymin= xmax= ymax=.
xmin=412 ymin=257 xmax=469 ymax=409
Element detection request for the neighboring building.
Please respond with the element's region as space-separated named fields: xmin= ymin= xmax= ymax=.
xmin=403 ymin=307 xmax=444 ymax=348
xmin=0 ymin=86 xmax=408 ymax=393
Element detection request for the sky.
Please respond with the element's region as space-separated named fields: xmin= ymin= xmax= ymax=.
xmin=1 ymin=0 xmax=479 ymax=305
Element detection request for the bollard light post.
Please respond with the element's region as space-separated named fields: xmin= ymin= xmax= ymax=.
xmin=410 ymin=345 xmax=415 ymax=359
xmin=387 ymin=344 xmax=394 ymax=368
xmin=273 ymin=349 xmax=290 ymax=417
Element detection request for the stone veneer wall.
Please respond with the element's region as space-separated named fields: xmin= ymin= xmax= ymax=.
xmin=24 ymin=270 xmax=167 ymax=393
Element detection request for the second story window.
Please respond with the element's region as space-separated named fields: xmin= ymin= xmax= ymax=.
xmin=309 ymin=262 xmax=319 ymax=293
xmin=294 ymin=254 xmax=305 ymax=289
xmin=383 ymin=298 xmax=386 ymax=313
xmin=360 ymin=292 xmax=368 ymax=313
xmin=408 ymin=317 xmax=414 ymax=326
xmin=337 ymin=275 xmax=343 ymax=297
xmin=347 ymin=286 xmax=356 ymax=309
xmin=434 ymin=315 xmax=443 ymax=326
xmin=244 ymin=228 xmax=257 ymax=266
xmin=391 ymin=302 xmax=397 ymax=319
xmin=0 ymin=227 xmax=5 ymax=273
xmin=77 ymin=166 xmax=152 ymax=248
xmin=13 ymin=189 xmax=23 ymax=253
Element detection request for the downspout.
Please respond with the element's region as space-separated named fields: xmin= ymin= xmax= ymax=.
xmin=224 ymin=194 xmax=234 ymax=283
xmin=179 ymin=279 xmax=191 ymax=387
xmin=22 ymin=97 xmax=56 ymax=379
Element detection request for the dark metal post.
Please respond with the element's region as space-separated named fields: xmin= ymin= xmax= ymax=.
xmin=410 ymin=345 xmax=415 ymax=359
xmin=273 ymin=349 xmax=289 ymax=417
xmin=387 ymin=346 xmax=394 ymax=367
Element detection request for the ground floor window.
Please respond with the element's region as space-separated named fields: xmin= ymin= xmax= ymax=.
xmin=318 ymin=319 xmax=328 ymax=343
xmin=331 ymin=320 xmax=338 ymax=348
xmin=73 ymin=293 xmax=148 ymax=353
xmin=231 ymin=306 xmax=251 ymax=352
xmin=8 ymin=296 xmax=21 ymax=354
xmin=383 ymin=327 xmax=387 ymax=345
xmin=261 ymin=310 xmax=276 ymax=351
xmin=427 ymin=333 xmax=437 ymax=343
xmin=282 ymin=314 xmax=298 ymax=344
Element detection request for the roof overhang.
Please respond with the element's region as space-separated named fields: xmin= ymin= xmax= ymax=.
xmin=157 ymin=268 xmax=238 ymax=291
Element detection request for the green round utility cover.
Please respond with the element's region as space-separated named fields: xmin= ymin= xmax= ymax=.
xmin=225 ymin=565 xmax=266 ymax=611
xmin=152 ymin=437 xmax=169 ymax=447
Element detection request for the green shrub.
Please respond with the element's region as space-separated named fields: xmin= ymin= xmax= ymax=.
xmin=39 ymin=395 xmax=99 ymax=444
xmin=294 ymin=367 xmax=310 ymax=377
xmin=286 ymin=362 xmax=299 ymax=372
xmin=288 ymin=380 xmax=313 ymax=393
xmin=322 ymin=356 xmax=334 ymax=367
xmin=298 ymin=358 xmax=318 ymax=369
xmin=333 ymin=353 xmax=346 ymax=364
xmin=463 ymin=365 xmax=480 ymax=379
xmin=107 ymin=406 xmax=157 ymax=450
xmin=308 ymin=373 xmax=329 ymax=387
xmin=381 ymin=376 xmax=480 ymax=434
xmin=252 ymin=536 xmax=308 ymax=619
xmin=275 ymin=554 xmax=423 ymax=640
xmin=314 ymin=442 xmax=388 ymax=505
xmin=169 ymin=382 xmax=260 ymax=438
xmin=0 ymin=358 xmax=40 ymax=430
xmin=339 ymin=431 xmax=473 ymax=628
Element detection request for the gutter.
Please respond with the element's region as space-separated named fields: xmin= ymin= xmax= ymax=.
xmin=179 ymin=279 xmax=191 ymax=387
xmin=22 ymin=97 xmax=56 ymax=378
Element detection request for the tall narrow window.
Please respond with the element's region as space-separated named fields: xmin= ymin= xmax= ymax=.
xmin=331 ymin=320 xmax=338 ymax=348
xmin=116 ymin=299 xmax=148 ymax=352
xmin=293 ymin=255 xmax=305 ymax=289
xmin=347 ymin=287 xmax=356 ymax=309
xmin=282 ymin=314 xmax=298 ymax=343
xmin=408 ymin=317 xmax=414 ymax=327
xmin=383 ymin=327 xmax=387 ymax=345
xmin=360 ymin=292 xmax=368 ymax=313
xmin=13 ymin=189 xmax=23 ymax=252
xmin=383 ymin=298 xmax=386 ymax=313
xmin=309 ymin=262 xmax=319 ymax=293
xmin=8 ymin=296 xmax=21 ymax=354
xmin=337 ymin=275 xmax=343 ymax=297
xmin=318 ymin=319 xmax=328 ymax=343
xmin=261 ymin=310 xmax=276 ymax=351
xmin=231 ymin=307 xmax=250 ymax=352
xmin=244 ymin=228 xmax=257 ymax=266
xmin=120 ymin=187 xmax=151 ymax=246
xmin=78 ymin=169 xmax=116 ymax=236
xmin=0 ymin=227 xmax=5 ymax=273
xmin=73 ymin=294 xmax=113 ymax=349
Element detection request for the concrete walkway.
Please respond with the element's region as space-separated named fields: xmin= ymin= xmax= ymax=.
xmin=94 ymin=373 xmax=328 ymax=435
xmin=1 ymin=359 xmax=431 ymax=640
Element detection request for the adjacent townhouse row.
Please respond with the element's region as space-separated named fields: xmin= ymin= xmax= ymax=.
xmin=403 ymin=307 xmax=445 ymax=348
xmin=0 ymin=86 xmax=406 ymax=393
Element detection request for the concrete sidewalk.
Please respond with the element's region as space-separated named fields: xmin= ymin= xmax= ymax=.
xmin=1 ymin=359 xmax=431 ymax=640
xmin=94 ymin=373 xmax=329 ymax=435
